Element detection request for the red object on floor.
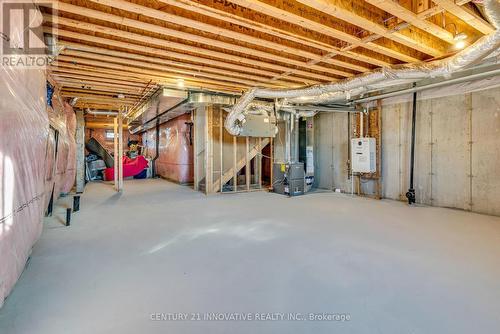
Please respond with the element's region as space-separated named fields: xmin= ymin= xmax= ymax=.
xmin=104 ymin=155 xmax=148 ymax=181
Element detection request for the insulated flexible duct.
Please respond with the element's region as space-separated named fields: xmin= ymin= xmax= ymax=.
xmin=225 ymin=0 xmax=500 ymax=135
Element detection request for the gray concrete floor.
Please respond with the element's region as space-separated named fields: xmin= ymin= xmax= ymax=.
xmin=1 ymin=179 xmax=500 ymax=334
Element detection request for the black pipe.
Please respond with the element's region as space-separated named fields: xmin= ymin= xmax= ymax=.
xmin=406 ymin=83 xmax=417 ymax=205
xmin=73 ymin=196 xmax=80 ymax=213
xmin=66 ymin=208 xmax=72 ymax=226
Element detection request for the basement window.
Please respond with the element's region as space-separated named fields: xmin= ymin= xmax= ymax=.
xmin=105 ymin=130 xmax=115 ymax=140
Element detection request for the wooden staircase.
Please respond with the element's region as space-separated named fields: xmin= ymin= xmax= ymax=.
xmin=211 ymin=138 xmax=269 ymax=193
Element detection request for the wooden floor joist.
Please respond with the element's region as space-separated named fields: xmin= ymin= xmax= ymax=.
xmin=59 ymin=42 xmax=293 ymax=87
xmin=40 ymin=0 xmax=489 ymax=110
xmin=431 ymin=0 xmax=494 ymax=34
xmin=42 ymin=4 xmax=349 ymax=80
xmin=92 ymin=0 xmax=365 ymax=74
xmin=157 ymin=0 xmax=383 ymax=70
xmin=364 ymin=0 xmax=455 ymax=44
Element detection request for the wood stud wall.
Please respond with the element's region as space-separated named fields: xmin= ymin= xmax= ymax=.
xmin=194 ymin=105 xmax=272 ymax=194
xmin=39 ymin=0 xmax=492 ymax=117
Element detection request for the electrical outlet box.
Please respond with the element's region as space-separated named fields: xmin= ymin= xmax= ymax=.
xmin=351 ymin=138 xmax=376 ymax=173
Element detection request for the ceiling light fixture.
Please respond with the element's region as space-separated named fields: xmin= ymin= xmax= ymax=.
xmin=176 ymin=78 xmax=185 ymax=88
xmin=455 ymin=40 xmax=466 ymax=49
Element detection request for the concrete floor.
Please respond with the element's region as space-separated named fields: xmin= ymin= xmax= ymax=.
xmin=1 ymin=179 xmax=500 ymax=334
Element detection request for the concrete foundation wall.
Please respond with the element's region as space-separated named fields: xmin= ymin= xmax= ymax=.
xmin=314 ymin=86 xmax=500 ymax=216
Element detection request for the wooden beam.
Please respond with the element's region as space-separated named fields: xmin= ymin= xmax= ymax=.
xmin=52 ymin=55 xmax=249 ymax=91
xmin=50 ymin=28 xmax=312 ymax=85
xmin=233 ymin=136 xmax=237 ymax=192
xmin=118 ymin=110 xmax=124 ymax=191
xmin=431 ymin=0 xmax=494 ymax=35
xmin=51 ymin=61 xmax=243 ymax=93
xmin=60 ymin=48 xmax=286 ymax=88
xmin=158 ymin=0 xmax=390 ymax=68
xmin=94 ymin=0 xmax=363 ymax=75
xmin=43 ymin=5 xmax=343 ymax=81
xmin=50 ymin=71 xmax=149 ymax=88
xmin=50 ymin=63 xmax=155 ymax=84
xmin=364 ymin=0 xmax=455 ymax=43
xmin=56 ymin=78 xmax=145 ymax=94
xmin=205 ymin=105 xmax=213 ymax=194
xmin=75 ymin=109 xmax=85 ymax=193
xmin=245 ymin=137 xmax=250 ymax=191
xmin=59 ymin=41 xmax=293 ymax=87
xmin=229 ymin=0 xmax=427 ymax=61
xmin=193 ymin=110 xmax=199 ymax=191
xmin=269 ymin=137 xmax=273 ymax=190
xmin=113 ymin=116 xmax=118 ymax=190
xmin=219 ymin=108 xmax=223 ymax=192
xmin=295 ymin=0 xmax=445 ymax=57
xmin=86 ymin=121 xmax=129 ymax=129
xmin=258 ymin=138 xmax=262 ymax=188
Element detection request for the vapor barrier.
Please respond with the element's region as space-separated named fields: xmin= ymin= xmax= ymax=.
xmin=0 ymin=64 xmax=48 ymax=307
xmin=142 ymin=114 xmax=193 ymax=183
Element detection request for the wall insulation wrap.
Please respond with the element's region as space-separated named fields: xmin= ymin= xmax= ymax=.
xmin=85 ymin=128 xmax=140 ymax=155
xmin=142 ymin=114 xmax=193 ymax=183
xmin=0 ymin=66 xmax=48 ymax=307
xmin=48 ymin=96 xmax=77 ymax=197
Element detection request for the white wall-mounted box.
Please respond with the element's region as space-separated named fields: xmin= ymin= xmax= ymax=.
xmin=351 ymin=138 xmax=376 ymax=173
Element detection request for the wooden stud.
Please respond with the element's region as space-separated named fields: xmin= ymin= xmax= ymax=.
xmin=258 ymin=138 xmax=262 ymax=189
xmin=118 ymin=109 xmax=124 ymax=191
xmin=193 ymin=110 xmax=199 ymax=191
xmin=75 ymin=109 xmax=85 ymax=193
xmin=219 ymin=107 xmax=223 ymax=193
xmin=113 ymin=116 xmax=118 ymax=190
xmin=205 ymin=105 xmax=213 ymax=194
xmin=233 ymin=136 xmax=237 ymax=192
xmin=246 ymin=136 xmax=250 ymax=191
xmin=270 ymin=137 xmax=274 ymax=189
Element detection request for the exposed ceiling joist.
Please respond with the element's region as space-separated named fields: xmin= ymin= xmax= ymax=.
xmin=42 ymin=3 xmax=348 ymax=80
xmin=155 ymin=0 xmax=391 ymax=68
xmin=40 ymin=0 xmax=490 ymax=107
xmin=92 ymin=0 xmax=368 ymax=73
xmin=294 ymin=0 xmax=446 ymax=57
xmin=431 ymin=0 xmax=495 ymax=34
xmin=364 ymin=0 xmax=454 ymax=43
xmin=59 ymin=42 xmax=293 ymax=87
xmin=49 ymin=28 xmax=313 ymax=84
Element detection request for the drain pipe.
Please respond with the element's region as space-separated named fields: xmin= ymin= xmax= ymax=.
xmin=406 ymin=83 xmax=417 ymax=205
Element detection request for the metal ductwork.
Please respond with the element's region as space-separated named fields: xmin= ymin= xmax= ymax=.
xmin=225 ymin=0 xmax=500 ymax=136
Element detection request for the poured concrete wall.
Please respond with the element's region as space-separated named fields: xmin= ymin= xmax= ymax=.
xmin=314 ymin=86 xmax=500 ymax=216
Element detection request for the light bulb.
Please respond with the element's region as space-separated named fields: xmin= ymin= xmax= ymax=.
xmin=455 ymin=40 xmax=466 ymax=49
